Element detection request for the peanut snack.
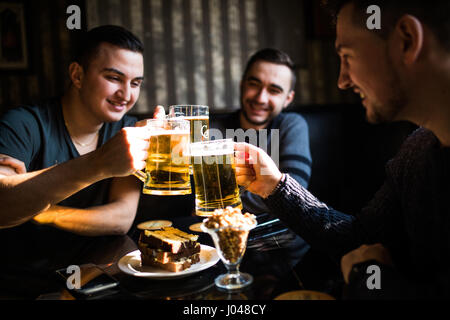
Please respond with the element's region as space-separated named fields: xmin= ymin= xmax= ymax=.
xmin=203 ymin=207 xmax=256 ymax=264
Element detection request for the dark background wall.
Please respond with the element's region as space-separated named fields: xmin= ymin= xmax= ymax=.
xmin=0 ymin=0 xmax=85 ymax=113
xmin=0 ymin=0 xmax=357 ymax=114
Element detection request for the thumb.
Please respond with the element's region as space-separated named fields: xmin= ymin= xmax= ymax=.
xmin=153 ymin=105 xmax=166 ymax=119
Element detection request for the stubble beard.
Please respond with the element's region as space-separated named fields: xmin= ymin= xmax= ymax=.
xmin=241 ymin=106 xmax=271 ymax=127
xmin=366 ymin=53 xmax=408 ymax=124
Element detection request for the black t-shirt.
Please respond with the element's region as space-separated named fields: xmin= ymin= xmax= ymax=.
xmin=0 ymin=98 xmax=137 ymax=208
xmin=0 ymin=98 xmax=137 ymax=271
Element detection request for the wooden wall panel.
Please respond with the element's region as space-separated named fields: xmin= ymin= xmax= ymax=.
xmin=0 ymin=0 xmax=355 ymax=115
xmin=0 ymin=0 xmax=85 ymax=114
xmin=86 ymin=0 xmax=267 ymax=111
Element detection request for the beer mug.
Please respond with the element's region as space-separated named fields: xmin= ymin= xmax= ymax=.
xmin=190 ymin=139 xmax=243 ymax=216
xmin=134 ymin=118 xmax=191 ymax=195
xmin=168 ymin=105 xmax=209 ymax=143
xmin=169 ymin=105 xmax=209 ymax=174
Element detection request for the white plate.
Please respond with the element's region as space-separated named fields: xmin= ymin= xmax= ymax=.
xmin=118 ymin=245 xmax=220 ymax=279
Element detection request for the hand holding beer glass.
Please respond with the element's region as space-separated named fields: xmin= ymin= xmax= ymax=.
xmin=190 ymin=139 xmax=243 ymax=216
xmin=233 ymin=142 xmax=283 ymax=199
xmin=133 ymin=118 xmax=191 ymax=195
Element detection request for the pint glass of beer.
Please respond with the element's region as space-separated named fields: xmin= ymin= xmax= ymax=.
xmin=134 ymin=118 xmax=191 ymax=195
xmin=169 ymin=105 xmax=209 ymax=174
xmin=168 ymin=105 xmax=209 ymax=143
xmin=190 ymin=139 xmax=243 ymax=216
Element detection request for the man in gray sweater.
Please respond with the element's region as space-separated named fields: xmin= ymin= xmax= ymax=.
xmin=211 ymin=48 xmax=312 ymax=260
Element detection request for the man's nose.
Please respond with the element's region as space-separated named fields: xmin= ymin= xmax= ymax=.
xmin=118 ymin=83 xmax=131 ymax=101
xmin=255 ymin=88 xmax=269 ymax=103
xmin=337 ymin=63 xmax=352 ymax=90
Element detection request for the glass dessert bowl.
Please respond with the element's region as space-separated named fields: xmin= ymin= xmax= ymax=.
xmin=201 ymin=207 xmax=257 ymax=291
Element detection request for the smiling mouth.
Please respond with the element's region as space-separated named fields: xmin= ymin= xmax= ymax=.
xmin=353 ymin=89 xmax=366 ymax=100
xmin=248 ymin=103 xmax=270 ymax=113
xmin=107 ymin=99 xmax=127 ymax=109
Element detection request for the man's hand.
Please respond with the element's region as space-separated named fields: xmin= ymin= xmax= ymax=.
xmin=0 ymin=155 xmax=26 ymax=176
xmin=234 ymin=142 xmax=282 ymax=198
xmin=135 ymin=105 xmax=166 ymax=127
xmin=153 ymin=105 xmax=166 ymax=119
xmin=32 ymin=210 xmax=57 ymax=226
xmin=95 ymin=127 xmax=150 ymax=178
xmin=341 ymin=244 xmax=393 ymax=283
xmin=103 ymin=105 xmax=164 ymax=177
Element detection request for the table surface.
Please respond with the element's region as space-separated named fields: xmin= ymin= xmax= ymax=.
xmin=0 ymin=214 xmax=343 ymax=300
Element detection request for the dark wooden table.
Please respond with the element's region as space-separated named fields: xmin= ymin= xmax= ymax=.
xmin=0 ymin=214 xmax=342 ymax=301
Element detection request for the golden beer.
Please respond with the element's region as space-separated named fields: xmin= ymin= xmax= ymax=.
xmin=134 ymin=118 xmax=191 ymax=195
xmin=143 ymin=131 xmax=191 ymax=195
xmin=169 ymin=105 xmax=210 ymax=174
xmin=184 ymin=116 xmax=209 ymax=142
xmin=191 ymin=139 xmax=242 ymax=216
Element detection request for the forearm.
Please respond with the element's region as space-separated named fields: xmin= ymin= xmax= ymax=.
xmin=0 ymin=151 xmax=108 ymax=228
xmin=33 ymin=176 xmax=141 ymax=236
xmin=34 ymin=202 xmax=136 ymax=236
xmin=264 ymin=174 xmax=366 ymax=260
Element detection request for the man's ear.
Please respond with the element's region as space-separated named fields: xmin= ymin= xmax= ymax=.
xmin=68 ymin=62 xmax=84 ymax=89
xmin=394 ymin=14 xmax=424 ymax=65
xmin=283 ymin=90 xmax=295 ymax=108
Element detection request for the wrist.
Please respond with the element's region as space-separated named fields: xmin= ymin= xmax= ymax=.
xmin=84 ymin=149 xmax=111 ymax=181
xmin=262 ymin=172 xmax=283 ymax=199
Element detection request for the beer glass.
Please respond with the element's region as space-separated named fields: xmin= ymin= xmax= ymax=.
xmin=168 ymin=105 xmax=209 ymax=143
xmin=134 ymin=118 xmax=191 ymax=195
xmin=169 ymin=105 xmax=209 ymax=174
xmin=190 ymin=139 xmax=243 ymax=216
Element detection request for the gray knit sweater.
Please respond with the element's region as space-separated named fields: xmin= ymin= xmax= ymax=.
xmin=264 ymin=128 xmax=450 ymax=298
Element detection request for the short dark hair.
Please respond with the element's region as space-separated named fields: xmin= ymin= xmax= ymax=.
xmin=242 ymin=48 xmax=297 ymax=91
xmin=322 ymin=0 xmax=450 ymax=51
xmin=73 ymin=25 xmax=144 ymax=70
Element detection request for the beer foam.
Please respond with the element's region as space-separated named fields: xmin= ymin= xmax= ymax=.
xmin=181 ymin=116 xmax=209 ymax=120
xmin=190 ymin=139 xmax=234 ymax=157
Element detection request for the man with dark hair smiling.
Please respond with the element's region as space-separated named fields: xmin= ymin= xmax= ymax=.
xmin=212 ymin=48 xmax=312 ymax=262
xmin=212 ymin=48 xmax=312 ymax=214
xmin=235 ymin=1 xmax=450 ymax=298
xmin=0 ymin=25 xmax=163 ymax=236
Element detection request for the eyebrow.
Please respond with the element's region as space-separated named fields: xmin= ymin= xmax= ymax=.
xmin=102 ymin=68 xmax=144 ymax=81
xmin=246 ymin=76 xmax=285 ymax=93
xmin=335 ymin=42 xmax=354 ymax=54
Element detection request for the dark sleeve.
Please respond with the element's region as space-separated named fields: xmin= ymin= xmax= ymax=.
xmin=263 ymin=173 xmax=403 ymax=262
xmin=0 ymin=107 xmax=41 ymax=169
xmin=263 ymin=174 xmax=362 ymax=260
xmin=240 ymin=114 xmax=312 ymax=214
